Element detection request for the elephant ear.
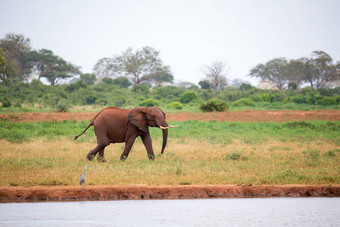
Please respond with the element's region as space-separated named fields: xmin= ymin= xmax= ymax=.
xmin=128 ymin=107 xmax=148 ymax=132
xmin=155 ymin=106 xmax=166 ymax=119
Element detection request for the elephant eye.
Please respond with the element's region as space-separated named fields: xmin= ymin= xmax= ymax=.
xmin=151 ymin=115 xmax=155 ymax=119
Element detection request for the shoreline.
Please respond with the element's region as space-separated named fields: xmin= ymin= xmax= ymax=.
xmin=1 ymin=185 xmax=339 ymax=202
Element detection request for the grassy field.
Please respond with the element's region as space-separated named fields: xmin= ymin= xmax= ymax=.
xmin=0 ymin=120 xmax=339 ymax=186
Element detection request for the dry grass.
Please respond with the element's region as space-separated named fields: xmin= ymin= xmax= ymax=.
xmin=0 ymin=138 xmax=339 ymax=187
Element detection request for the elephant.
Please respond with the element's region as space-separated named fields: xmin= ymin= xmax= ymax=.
xmin=74 ymin=106 xmax=177 ymax=162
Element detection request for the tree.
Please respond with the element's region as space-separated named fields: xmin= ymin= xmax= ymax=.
xmin=198 ymin=80 xmax=211 ymax=89
xmin=202 ymin=61 xmax=228 ymax=98
xmin=93 ymin=57 xmax=117 ymax=79
xmin=30 ymin=49 xmax=80 ymax=85
xmin=109 ymin=46 xmax=170 ymax=84
xmin=288 ymin=81 xmax=298 ymax=90
xmin=0 ymin=47 xmax=7 ymax=83
xmin=141 ymin=70 xmax=174 ymax=87
xmin=286 ymin=60 xmax=305 ymax=88
xmin=300 ymin=51 xmax=339 ymax=89
xmin=80 ymin=73 xmax=96 ymax=85
xmin=0 ymin=33 xmax=33 ymax=84
xmin=249 ymin=58 xmax=289 ymax=90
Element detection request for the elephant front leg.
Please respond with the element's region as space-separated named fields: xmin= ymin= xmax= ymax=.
xmin=120 ymin=136 xmax=137 ymax=161
xmin=141 ymin=133 xmax=155 ymax=160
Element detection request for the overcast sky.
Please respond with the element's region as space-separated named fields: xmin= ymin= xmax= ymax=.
xmin=1 ymin=0 xmax=339 ymax=86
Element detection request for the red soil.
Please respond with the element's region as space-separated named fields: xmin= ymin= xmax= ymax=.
xmin=1 ymin=110 xmax=340 ymax=123
xmin=0 ymin=185 xmax=339 ymax=202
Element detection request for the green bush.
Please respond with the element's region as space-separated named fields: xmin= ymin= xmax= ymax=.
xmin=102 ymin=78 xmax=114 ymax=84
xmin=180 ymin=91 xmax=198 ymax=104
xmin=231 ymin=98 xmax=256 ymax=107
xmin=112 ymin=96 xmax=126 ymax=107
xmin=1 ymin=97 xmax=11 ymax=108
xmin=250 ymin=94 xmax=271 ymax=102
xmin=167 ymin=102 xmax=183 ymax=110
xmin=199 ymin=99 xmax=228 ymax=112
xmin=56 ymin=99 xmax=70 ymax=112
xmin=80 ymin=73 xmax=96 ymax=85
xmin=319 ymin=96 xmax=337 ymax=105
xmin=291 ymin=95 xmax=306 ymax=104
xmin=85 ymin=94 xmax=97 ymax=104
xmin=112 ymin=77 xmax=132 ymax=88
xmin=240 ymin=83 xmax=252 ymax=91
xmin=305 ymin=92 xmax=322 ymax=104
xmin=198 ymin=89 xmax=214 ymax=101
xmin=318 ymin=88 xmax=333 ymax=96
xmin=139 ymin=98 xmax=159 ymax=107
xmin=282 ymin=97 xmax=292 ymax=104
xmin=284 ymin=121 xmax=315 ymax=129
xmin=152 ymin=86 xmax=186 ymax=103
xmin=132 ymin=84 xmax=150 ymax=95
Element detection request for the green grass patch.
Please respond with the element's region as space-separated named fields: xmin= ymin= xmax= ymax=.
xmin=229 ymin=102 xmax=340 ymax=111
xmin=1 ymin=119 xmax=339 ymax=144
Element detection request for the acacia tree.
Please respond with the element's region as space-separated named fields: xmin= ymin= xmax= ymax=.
xmin=300 ymin=51 xmax=339 ymax=89
xmin=93 ymin=57 xmax=117 ymax=79
xmin=286 ymin=60 xmax=306 ymax=88
xmin=198 ymin=80 xmax=211 ymax=89
xmin=0 ymin=33 xmax=33 ymax=84
xmin=249 ymin=51 xmax=339 ymax=90
xmin=101 ymin=46 xmax=170 ymax=85
xmin=202 ymin=61 xmax=228 ymax=98
xmin=30 ymin=49 xmax=80 ymax=85
xmin=0 ymin=47 xmax=8 ymax=83
xmin=249 ymin=58 xmax=289 ymax=90
xmin=80 ymin=73 xmax=96 ymax=85
xmin=141 ymin=69 xmax=174 ymax=87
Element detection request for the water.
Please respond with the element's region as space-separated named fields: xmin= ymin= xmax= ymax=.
xmin=0 ymin=198 xmax=339 ymax=226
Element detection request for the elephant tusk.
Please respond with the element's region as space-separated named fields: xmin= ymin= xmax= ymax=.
xmin=159 ymin=125 xmax=179 ymax=129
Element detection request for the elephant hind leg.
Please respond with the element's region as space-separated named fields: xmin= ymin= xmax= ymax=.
xmin=97 ymin=146 xmax=107 ymax=162
xmin=87 ymin=141 xmax=108 ymax=162
xmin=89 ymin=126 xmax=109 ymax=162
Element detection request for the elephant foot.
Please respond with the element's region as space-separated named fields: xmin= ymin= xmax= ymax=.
xmin=87 ymin=153 xmax=95 ymax=161
xmin=148 ymin=154 xmax=155 ymax=160
xmin=120 ymin=155 xmax=127 ymax=162
xmin=97 ymin=156 xmax=107 ymax=163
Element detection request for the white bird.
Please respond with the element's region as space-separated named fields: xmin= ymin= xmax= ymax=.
xmin=80 ymin=165 xmax=87 ymax=185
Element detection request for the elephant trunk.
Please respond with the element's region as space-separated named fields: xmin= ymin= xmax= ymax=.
xmin=161 ymin=128 xmax=168 ymax=154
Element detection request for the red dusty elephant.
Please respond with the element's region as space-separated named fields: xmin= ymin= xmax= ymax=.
xmin=74 ymin=106 xmax=177 ymax=162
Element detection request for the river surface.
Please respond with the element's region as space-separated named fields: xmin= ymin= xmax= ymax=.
xmin=0 ymin=198 xmax=339 ymax=226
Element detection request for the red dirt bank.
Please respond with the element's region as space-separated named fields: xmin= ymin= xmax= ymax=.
xmin=1 ymin=110 xmax=340 ymax=122
xmin=0 ymin=185 xmax=339 ymax=202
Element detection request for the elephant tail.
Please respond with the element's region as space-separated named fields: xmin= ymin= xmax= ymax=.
xmin=74 ymin=121 xmax=94 ymax=140
xmin=74 ymin=109 xmax=105 ymax=140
